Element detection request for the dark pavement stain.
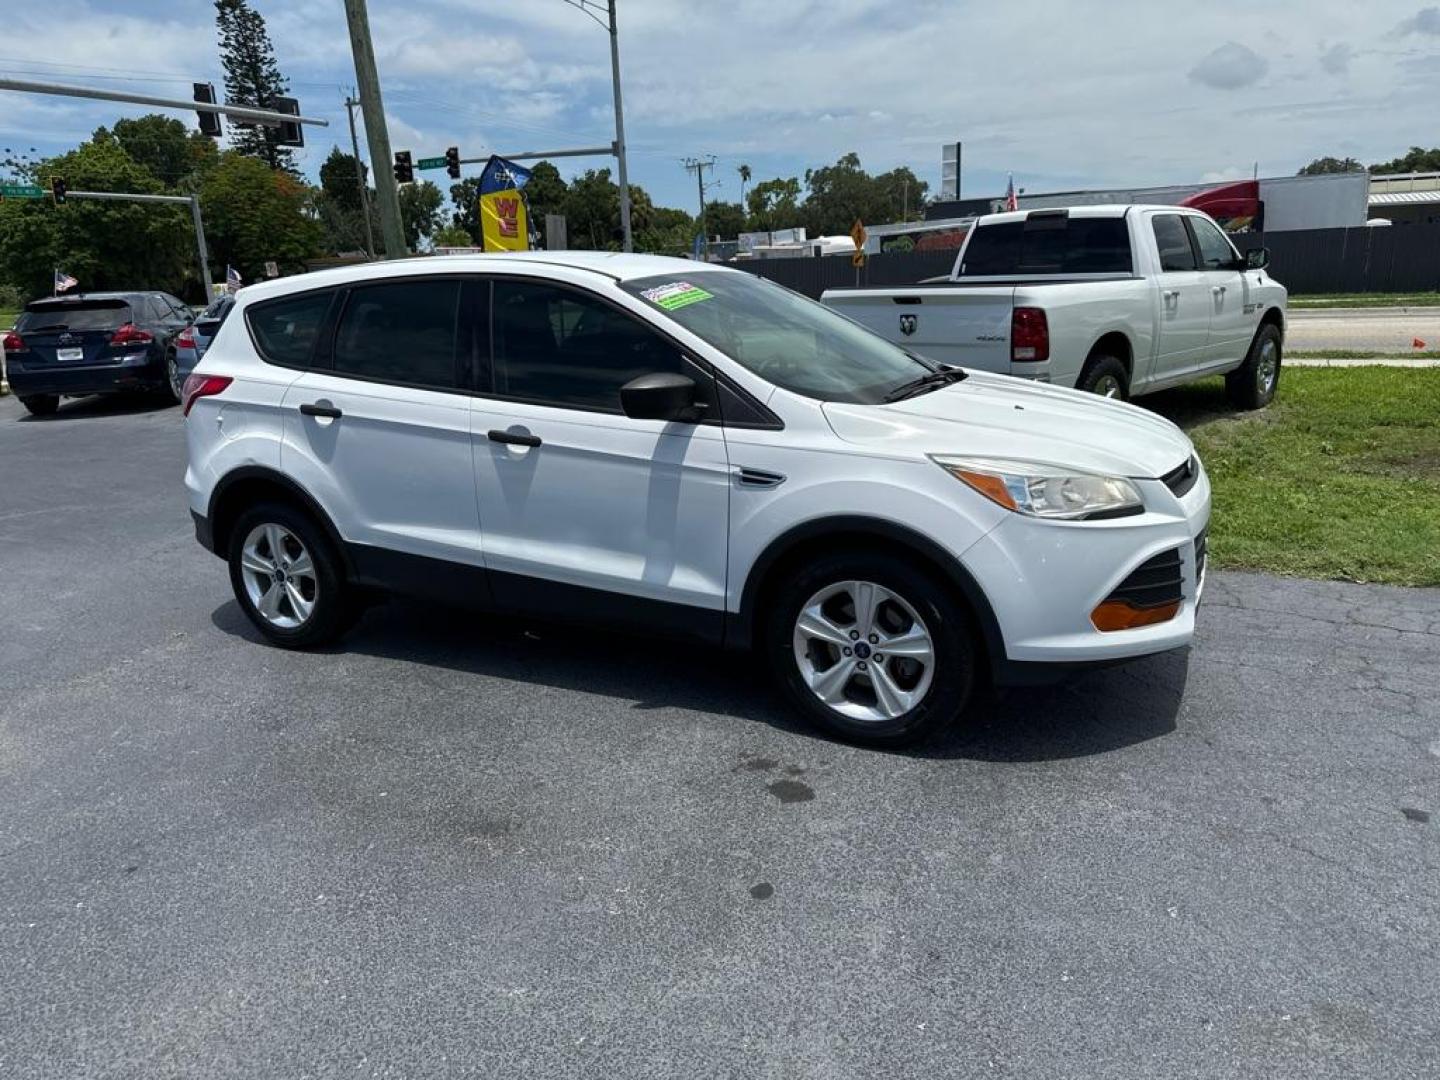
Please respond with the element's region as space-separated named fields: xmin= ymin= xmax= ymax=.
xmin=736 ymin=756 xmax=778 ymax=772
xmin=749 ymin=882 xmax=775 ymax=900
xmin=767 ymin=778 xmax=814 ymax=803
xmin=1401 ymin=807 xmax=1431 ymax=823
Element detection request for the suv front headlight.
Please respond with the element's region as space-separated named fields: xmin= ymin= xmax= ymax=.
xmin=931 ymin=455 xmax=1143 ymax=520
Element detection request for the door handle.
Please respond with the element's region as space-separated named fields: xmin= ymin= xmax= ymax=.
xmin=299 ymin=402 xmax=342 ymax=419
xmin=488 ymin=429 xmax=541 ymax=448
xmin=1211 ymin=285 xmax=1227 ymax=295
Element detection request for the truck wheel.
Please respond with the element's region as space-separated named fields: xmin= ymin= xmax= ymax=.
xmin=1077 ymin=355 xmax=1129 ymax=399
xmin=19 ymin=394 xmax=60 ymax=417
xmin=1227 ymin=323 xmax=1281 ymax=410
xmin=764 ymin=550 xmax=978 ymax=748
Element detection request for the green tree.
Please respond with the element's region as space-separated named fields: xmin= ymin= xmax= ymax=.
xmin=449 ymin=177 xmax=482 ymax=243
xmin=200 ymin=151 xmax=321 ymax=282
xmin=745 ymin=176 xmax=802 ymax=233
xmin=1297 ymin=155 xmax=1367 ymax=176
xmin=702 ymin=201 xmax=746 ymax=240
xmin=564 ymin=169 xmax=624 ymax=249
xmin=801 ymin=152 xmax=915 ymax=236
xmin=310 ymin=190 xmax=375 ymax=256
xmin=637 ymin=206 xmax=694 ymax=256
xmin=874 ymin=166 xmax=928 ymax=222
xmin=399 ymin=180 xmax=443 ymax=249
xmin=523 ymin=161 xmax=568 ymax=235
xmin=0 ymin=135 xmax=192 ymax=299
xmin=738 ymin=163 xmax=752 ymax=208
xmin=1371 ymin=147 xmax=1440 ymax=174
xmin=432 ymin=223 xmax=475 ymax=248
xmin=112 ymin=114 xmax=218 ymax=190
xmin=214 ymin=0 xmax=295 ymax=172
xmin=319 ymin=146 xmax=368 ymax=214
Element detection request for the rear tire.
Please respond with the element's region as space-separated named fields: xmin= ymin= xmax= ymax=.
xmin=764 ymin=551 xmax=978 ymax=748
xmin=1226 ymin=323 xmax=1281 ymax=410
xmin=19 ymin=394 xmax=59 ymax=417
xmin=164 ymin=349 xmax=183 ymax=404
xmin=1077 ymin=354 xmax=1129 ymax=399
xmin=227 ymin=501 xmax=356 ymax=648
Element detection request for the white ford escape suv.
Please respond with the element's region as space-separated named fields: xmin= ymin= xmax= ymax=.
xmin=184 ymin=252 xmax=1209 ymax=747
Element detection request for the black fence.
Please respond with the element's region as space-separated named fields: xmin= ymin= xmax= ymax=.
xmin=730 ymin=223 xmax=1440 ymax=298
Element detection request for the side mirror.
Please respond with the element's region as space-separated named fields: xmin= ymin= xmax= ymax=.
xmin=1245 ymin=247 xmax=1270 ymax=270
xmin=621 ymin=372 xmax=699 ymax=422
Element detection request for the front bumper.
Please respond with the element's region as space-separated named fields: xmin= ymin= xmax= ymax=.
xmin=964 ymin=458 xmax=1211 ymax=674
xmin=7 ymin=352 xmax=163 ymax=396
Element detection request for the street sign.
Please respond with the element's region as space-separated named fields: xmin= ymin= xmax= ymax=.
xmin=0 ymin=183 xmax=45 ymax=200
xmin=851 ymin=251 xmax=866 ymax=269
xmin=416 ymin=156 xmax=448 ymax=171
xmin=850 ymin=217 xmax=867 ymax=250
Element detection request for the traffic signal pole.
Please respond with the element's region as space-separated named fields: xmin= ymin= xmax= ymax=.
xmin=62 ymin=190 xmax=214 ymax=304
xmin=343 ymin=0 xmax=407 ymax=259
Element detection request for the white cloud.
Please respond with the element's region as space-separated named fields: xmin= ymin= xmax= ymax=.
xmin=1189 ymin=42 xmax=1270 ymax=90
xmin=1393 ymin=5 xmax=1440 ymax=34
xmin=1319 ymin=42 xmax=1355 ymax=74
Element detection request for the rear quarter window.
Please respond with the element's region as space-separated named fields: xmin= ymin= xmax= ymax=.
xmin=959 ymin=216 xmax=1133 ymax=276
xmin=245 ymin=288 xmax=338 ymax=368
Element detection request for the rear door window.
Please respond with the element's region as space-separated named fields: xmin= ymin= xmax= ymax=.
xmin=958 ymin=216 xmax=1133 ymax=276
xmin=17 ymin=301 xmax=131 ymax=333
xmin=332 ymin=279 xmax=461 ymax=390
xmin=1151 ymin=215 xmax=1198 ymax=272
xmin=246 ymin=289 xmax=338 ymax=368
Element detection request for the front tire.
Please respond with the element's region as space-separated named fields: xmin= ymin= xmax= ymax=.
xmin=1077 ymin=354 xmax=1129 ymax=399
xmin=227 ymin=501 xmax=355 ymax=648
xmin=1227 ymin=323 xmax=1281 ymax=410
xmin=764 ymin=551 xmax=978 ymax=747
xmin=19 ymin=394 xmax=60 ymax=416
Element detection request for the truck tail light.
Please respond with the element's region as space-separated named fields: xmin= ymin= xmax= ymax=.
xmin=2 ymin=331 xmax=22 ymax=352
xmin=181 ymin=373 xmax=232 ymax=416
xmin=109 ymin=323 xmax=154 ymax=346
xmin=1011 ymin=307 xmax=1049 ymax=362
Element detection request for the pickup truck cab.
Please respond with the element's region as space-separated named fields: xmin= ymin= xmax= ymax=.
xmin=821 ymin=205 xmax=1287 ymax=408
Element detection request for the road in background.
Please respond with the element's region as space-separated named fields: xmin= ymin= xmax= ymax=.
xmin=1287 ymin=307 xmax=1440 ymax=353
xmin=2 ymin=395 xmax=1438 ymax=1079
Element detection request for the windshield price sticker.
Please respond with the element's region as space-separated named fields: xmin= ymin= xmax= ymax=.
xmin=640 ymin=281 xmax=713 ymax=311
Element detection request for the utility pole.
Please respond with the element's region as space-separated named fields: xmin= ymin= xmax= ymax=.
xmin=342 ymin=0 xmax=407 ymax=259
xmin=606 ymin=0 xmax=632 ymax=252
xmin=344 ymin=92 xmax=376 ymax=259
xmin=683 ymin=155 xmax=716 ymax=259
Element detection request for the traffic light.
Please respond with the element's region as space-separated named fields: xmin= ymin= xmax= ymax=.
xmin=393 ymin=151 xmax=413 ymax=185
xmin=50 ymin=177 xmax=67 ymax=205
xmin=445 ymin=146 xmax=461 ymax=180
xmin=273 ymin=96 xmax=303 ymax=148
xmin=194 ymin=83 xmax=222 ymax=138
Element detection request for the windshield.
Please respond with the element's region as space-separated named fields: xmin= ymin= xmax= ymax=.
xmin=622 ymin=271 xmax=930 ymax=403
xmin=18 ymin=300 xmax=132 ymax=333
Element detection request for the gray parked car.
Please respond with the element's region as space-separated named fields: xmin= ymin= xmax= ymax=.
xmin=171 ymin=294 xmax=236 ymax=400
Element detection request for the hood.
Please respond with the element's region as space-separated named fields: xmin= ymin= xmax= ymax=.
xmin=822 ymin=371 xmax=1193 ymax=478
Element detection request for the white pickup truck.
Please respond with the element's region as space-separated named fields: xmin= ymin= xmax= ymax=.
xmin=821 ymin=204 xmax=1288 ymax=408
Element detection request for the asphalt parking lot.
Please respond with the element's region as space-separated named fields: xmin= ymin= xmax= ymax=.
xmin=2 ymin=393 xmax=1438 ymax=1079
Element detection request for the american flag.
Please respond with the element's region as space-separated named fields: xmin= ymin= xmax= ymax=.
xmin=225 ymin=265 xmax=242 ymax=292
xmin=1004 ymin=173 xmax=1019 ymax=212
xmin=54 ymin=268 xmax=78 ymax=294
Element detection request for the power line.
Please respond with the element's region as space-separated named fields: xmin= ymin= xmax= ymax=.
xmin=682 ymin=155 xmax=718 ymax=258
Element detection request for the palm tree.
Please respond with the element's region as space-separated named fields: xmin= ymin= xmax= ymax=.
xmin=738 ymin=163 xmax=752 ymax=212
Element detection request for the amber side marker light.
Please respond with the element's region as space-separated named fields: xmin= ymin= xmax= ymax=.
xmin=1091 ymin=599 xmax=1180 ymax=632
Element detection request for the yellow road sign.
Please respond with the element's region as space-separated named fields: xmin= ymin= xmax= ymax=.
xmin=851 ymin=251 xmax=866 ymax=269
xmin=850 ymin=218 xmax=867 ymax=249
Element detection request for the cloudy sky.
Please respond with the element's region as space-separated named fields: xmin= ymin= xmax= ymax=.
xmin=2 ymin=0 xmax=1439 ymax=212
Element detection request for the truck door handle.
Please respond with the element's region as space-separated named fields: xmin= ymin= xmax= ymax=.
xmin=299 ymin=402 xmax=342 ymax=419
xmin=488 ymin=429 xmax=541 ymax=447
xmin=1211 ymin=285 xmax=1226 ymax=295
xmin=1162 ymin=289 xmax=1179 ymax=303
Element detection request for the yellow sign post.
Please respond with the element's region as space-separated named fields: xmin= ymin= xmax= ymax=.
xmin=850 ymin=218 xmax=867 ymax=271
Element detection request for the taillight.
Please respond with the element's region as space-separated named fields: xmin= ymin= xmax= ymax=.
xmin=1011 ymin=307 xmax=1049 ymax=362
xmin=176 ymin=327 xmax=197 ymax=349
xmin=110 ymin=323 xmax=154 ymax=346
xmin=2 ymin=331 xmax=22 ymax=352
xmin=181 ymin=373 xmax=232 ymax=416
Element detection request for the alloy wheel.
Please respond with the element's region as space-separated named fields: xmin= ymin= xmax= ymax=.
xmin=1257 ymin=339 xmax=1279 ymax=397
xmin=1094 ymin=374 xmax=1123 ymax=398
xmin=791 ymin=580 xmax=936 ymax=723
xmin=239 ymin=523 xmax=318 ymax=630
